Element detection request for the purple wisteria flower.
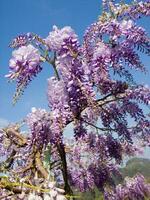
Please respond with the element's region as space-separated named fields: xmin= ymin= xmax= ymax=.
xmin=45 ymin=25 xmax=78 ymax=51
xmin=119 ymin=19 xmax=133 ymax=34
xmin=67 ymin=134 xmax=121 ymax=191
xmin=46 ymin=25 xmax=96 ymax=130
xmin=26 ymin=107 xmax=51 ymax=148
xmin=6 ymin=44 xmax=42 ymax=101
xmin=104 ymin=174 xmax=150 ymax=200
xmin=7 ymin=44 xmax=41 ymax=81
xmin=47 ymin=77 xmax=72 ymax=142
xmin=9 ymin=32 xmax=34 ymax=48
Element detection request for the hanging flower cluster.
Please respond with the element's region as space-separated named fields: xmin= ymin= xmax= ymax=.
xmin=6 ymin=44 xmax=42 ymax=102
xmin=104 ymin=174 xmax=150 ymax=200
xmin=26 ymin=107 xmax=52 ymax=148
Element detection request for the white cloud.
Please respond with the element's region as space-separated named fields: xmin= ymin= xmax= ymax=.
xmin=0 ymin=118 xmax=9 ymax=128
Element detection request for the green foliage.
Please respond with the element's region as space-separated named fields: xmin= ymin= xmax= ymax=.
xmin=120 ymin=157 xmax=150 ymax=180
xmin=75 ymin=188 xmax=103 ymax=200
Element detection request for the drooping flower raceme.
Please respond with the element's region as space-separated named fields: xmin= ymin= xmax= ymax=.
xmin=104 ymin=174 xmax=150 ymax=200
xmin=46 ymin=25 xmax=96 ymax=138
xmin=6 ymin=44 xmax=42 ymax=101
xmin=26 ymin=107 xmax=51 ymax=148
xmin=9 ymin=32 xmax=34 ymax=48
xmin=47 ymin=77 xmax=71 ymax=142
xmin=66 ymin=133 xmax=122 ymax=192
xmin=45 ymin=25 xmax=78 ymax=51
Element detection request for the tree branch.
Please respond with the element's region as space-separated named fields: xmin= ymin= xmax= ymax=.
xmin=82 ymin=118 xmax=116 ymax=132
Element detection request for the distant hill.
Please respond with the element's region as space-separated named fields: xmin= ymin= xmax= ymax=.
xmin=120 ymin=157 xmax=150 ymax=181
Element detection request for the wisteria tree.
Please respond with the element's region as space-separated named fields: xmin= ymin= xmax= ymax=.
xmin=0 ymin=0 xmax=150 ymax=199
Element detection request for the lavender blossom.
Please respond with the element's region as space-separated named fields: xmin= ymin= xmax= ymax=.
xmin=47 ymin=77 xmax=71 ymax=142
xmin=9 ymin=33 xmax=34 ymax=48
xmin=104 ymin=174 xmax=150 ymax=200
xmin=26 ymin=107 xmax=51 ymax=148
xmin=45 ymin=25 xmax=78 ymax=51
xmin=6 ymin=44 xmax=42 ymax=101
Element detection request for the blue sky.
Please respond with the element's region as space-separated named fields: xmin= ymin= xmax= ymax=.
xmin=0 ymin=0 xmax=150 ymax=134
